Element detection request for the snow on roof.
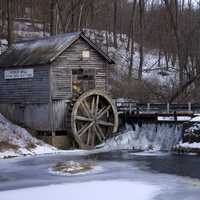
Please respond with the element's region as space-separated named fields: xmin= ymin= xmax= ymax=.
xmin=0 ymin=32 xmax=80 ymax=67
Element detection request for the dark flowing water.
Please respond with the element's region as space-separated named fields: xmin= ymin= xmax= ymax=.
xmin=92 ymin=150 xmax=200 ymax=179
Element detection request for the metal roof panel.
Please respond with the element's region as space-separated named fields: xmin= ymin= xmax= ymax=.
xmin=0 ymin=32 xmax=81 ymax=67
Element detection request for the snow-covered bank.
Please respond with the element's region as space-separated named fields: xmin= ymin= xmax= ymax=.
xmin=0 ymin=114 xmax=56 ymax=159
xmin=0 ymin=180 xmax=161 ymax=200
xmin=176 ymin=115 xmax=200 ymax=153
xmin=176 ymin=142 xmax=200 ymax=154
xmin=179 ymin=142 xmax=200 ymax=149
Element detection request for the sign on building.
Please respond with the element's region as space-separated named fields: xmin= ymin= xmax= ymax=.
xmin=4 ymin=69 xmax=34 ymax=80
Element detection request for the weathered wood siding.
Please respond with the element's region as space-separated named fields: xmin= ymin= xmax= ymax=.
xmin=51 ymin=38 xmax=109 ymax=100
xmin=0 ymin=65 xmax=50 ymax=103
xmin=0 ymin=101 xmax=69 ymax=131
xmin=52 ymin=100 xmax=69 ymax=130
xmin=0 ymin=103 xmax=50 ymax=130
xmin=51 ymin=67 xmax=72 ymax=100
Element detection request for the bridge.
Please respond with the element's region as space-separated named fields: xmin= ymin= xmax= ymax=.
xmin=116 ymin=101 xmax=200 ymax=123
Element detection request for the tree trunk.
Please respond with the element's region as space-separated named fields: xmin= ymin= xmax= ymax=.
xmin=128 ymin=0 xmax=137 ymax=79
xmin=138 ymin=0 xmax=144 ymax=80
xmin=50 ymin=0 xmax=56 ymax=35
xmin=163 ymin=0 xmax=184 ymax=87
xmin=77 ymin=0 xmax=86 ymax=31
xmin=113 ymin=0 xmax=118 ymax=49
xmin=127 ymin=0 xmax=137 ymax=51
xmin=7 ymin=0 xmax=14 ymax=47
xmin=71 ymin=0 xmax=75 ymax=32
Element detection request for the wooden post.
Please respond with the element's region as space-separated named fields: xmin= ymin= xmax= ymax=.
xmin=49 ymin=66 xmax=55 ymax=137
xmin=167 ymin=103 xmax=170 ymax=113
xmin=147 ymin=103 xmax=150 ymax=112
xmin=129 ymin=103 xmax=132 ymax=114
xmin=188 ymin=102 xmax=191 ymax=112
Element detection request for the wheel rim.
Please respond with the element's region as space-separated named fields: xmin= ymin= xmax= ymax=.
xmin=71 ymin=90 xmax=118 ymax=148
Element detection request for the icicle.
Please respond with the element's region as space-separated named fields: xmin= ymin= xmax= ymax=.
xmin=103 ymin=123 xmax=183 ymax=151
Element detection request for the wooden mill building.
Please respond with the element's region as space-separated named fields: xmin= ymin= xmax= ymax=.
xmin=0 ymin=32 xmax=118 ymax=148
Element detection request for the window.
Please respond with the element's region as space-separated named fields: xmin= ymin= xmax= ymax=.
xmin=82 ymin=50 xmax=90 ymax=58
xmin=72 ymin=69 xmax=95 ymax=95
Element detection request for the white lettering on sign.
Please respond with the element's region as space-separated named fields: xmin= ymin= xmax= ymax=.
xmin=4 ymin=69 xmax=34 ymax=79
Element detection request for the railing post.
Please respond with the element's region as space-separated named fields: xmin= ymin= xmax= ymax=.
xmin=167 ymin=103 xmax=170 ymax=113
xmin=129 ymin=103 xmax=132 ymax=114
xmin=188 ymin=102 xmax=191 ymax=112
xmin=147 ymin=103 xmax=150 ymax=112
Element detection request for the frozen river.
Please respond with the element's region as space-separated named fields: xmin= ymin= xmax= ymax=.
xmin=0 ymin=150 xmax=200 ymax=200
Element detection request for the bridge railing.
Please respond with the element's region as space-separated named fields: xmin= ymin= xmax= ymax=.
xmin=116 ymin=101 xmax=200 ymax=114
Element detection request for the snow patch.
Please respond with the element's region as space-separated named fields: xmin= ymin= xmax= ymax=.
xmin=131 ymin=151 xmax=170 ymax=156
xmin=190 ymin=116 xmax=200 ymax=122
xmin=158 ymin=116 xmax=192 ymax=122
xmin=179 ymin=142 xmax=200 ymax=149
xmin=0 ymin=180 xmax=161 ymax=200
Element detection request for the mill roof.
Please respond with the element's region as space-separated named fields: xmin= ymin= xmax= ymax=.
xmin=0 ymin=32 xmax=114 ymax=67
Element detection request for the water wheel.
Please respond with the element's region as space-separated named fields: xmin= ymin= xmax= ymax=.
xmin=70 ymin=89 xmax=118 ymax=149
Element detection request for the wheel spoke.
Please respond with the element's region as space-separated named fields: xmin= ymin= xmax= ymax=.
xmin=95 ymin=95 xmax=99 ymax=116
xmin=87 ymin=128 xmax=92 ymax=146
xmin=97 ymin=106 xmax=106 ymax=117
xmin=94 ymin=124 xmax=105 ymax=143
xmin=98 ymin=120 xmax=114 ymax=127
xmin=91 ymin=96 xmax=95 ymax=115
xmin=76 ymin=116 xmax=93 ymax=122
xmin=97 ymin=105 xmax=111 ymax=120
xmin=93 ymin=125 xmax=104 ymax=142
xmin=80 ymin=102 xmax=90 ymax=117
xmin=91 ymin=126 xmax=96 ymax=147
xmin=80 ymin=100 xmax=92 ymax=118
xmin=78 ymin=121 xmax=94 ymax=136
xmin=96 ymin=124 xmax=106 ymax=139
xmin=77 ymin=122 xmax=89 ymax=135
xmin=83 ymin=99 xmax=93 ymax=117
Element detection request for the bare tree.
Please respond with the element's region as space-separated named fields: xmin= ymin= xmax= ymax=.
xmin=7 ymin=0 xmax=14 ymax=46
xmin=162 ymin=0 xmax=184 ymax=87
xmin=50 ymin=0 xmax=56 ymax=35
xmin=138 ymin=0 xmax=145 ymax=80
xmin=128 ymin=0 xmax=137 ymax=79
xmin=113 ymin=0 xmax=118 ymax=49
